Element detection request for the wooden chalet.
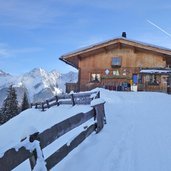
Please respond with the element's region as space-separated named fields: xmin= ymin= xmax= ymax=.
xmin=60 ymin=33 xmax=171 ymax=93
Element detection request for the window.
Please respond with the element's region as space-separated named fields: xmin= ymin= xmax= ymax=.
xmin=112 ymin=57 xmax=122 ymax=67
xmin=113 ymin=70 xmax=120 ymax=76
xmin=91 ymin=73 xmax=101 ymax=82
xmin=138 ymin=74 xmax=143 ymax=84
xmin=145 ymin=74 xmax=160 ymax=85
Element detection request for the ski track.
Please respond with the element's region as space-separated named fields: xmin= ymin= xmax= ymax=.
xmin=101 ymin=123 xmax=135 ymax=171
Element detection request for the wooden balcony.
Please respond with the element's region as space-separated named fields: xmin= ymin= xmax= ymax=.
xmin=138 ymin=84 xmax=167 ymax=92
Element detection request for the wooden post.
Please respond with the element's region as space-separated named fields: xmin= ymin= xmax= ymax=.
xmin=28 ymin=132 xmax=46 ymax=170
xmin=55 ymin=96 xmax=59 ymax=106
xmin=92 ymin=102 xmax=106 ymax=133
xmin=96 ymin=91 xmax=100 ymax=98
xmin=20 ymin=132 xmax=42 ymax=170
xmin=42 ymin=103 xmax=45 ymax=111
xmin=28 ymin=132 xmax=39 ymax=170
xmin=46 ymin=100 xmax=50 ymax=108
xmin=35 ymin=103 xmax=38 ymax=109
xmin=71 ymin=94 xmax=75 ymax=106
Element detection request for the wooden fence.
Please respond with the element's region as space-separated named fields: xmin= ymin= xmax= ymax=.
xmin=0 ymin=93 xmax=106 ymax=171
xmin=31 ymin=91 xmax=100 ymax=111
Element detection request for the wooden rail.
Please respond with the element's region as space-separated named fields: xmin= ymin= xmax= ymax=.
xmin=0 ymin=97 xmax=106 ymax=170
xmin=31 ymin=91 xmax=100 ymax=111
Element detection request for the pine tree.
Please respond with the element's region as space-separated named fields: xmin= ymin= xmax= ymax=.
xmin=21 ymin=92 xmax=30 ymax=111
xmin=0 ymin=108 xmax=3 ymax=125
xmin=1 ymin=85 xmax=19 ymax=123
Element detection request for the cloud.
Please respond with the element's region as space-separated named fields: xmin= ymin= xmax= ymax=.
xmin=0 ymin=43 xmax=10 ymax=58
xmin=77 ymin=0 xmax=171 ymax=11
xmin=0 ymin=43 xmax=43 ymax=58
xmin=0 ymin=49 xmax=9 ymax=58
xmin=56 ymin=0 xmax=135 ymax=10
xmin=0 ymin=0 xmax=168 ymax=31
xmin=11 ymin=47 xmax=43 ymax=54
xmin=0 ymin=0 xmax=133 ymax=29
xmin=0 ymin=0 xmax=64 ymax=29
xmin=0 ymin=0 xmax=152 ymax=31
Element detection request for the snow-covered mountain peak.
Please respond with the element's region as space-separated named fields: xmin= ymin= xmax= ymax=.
xmin=0 ymin=68 xmax=78 ymax=105
xmin=24 ymin=68 xmax=48 ymax=78
xmin=62 ymin=71 xmax=78 ymax=83
xmin=0 ymin=70 xmax=10 ymax=77
xmin=50 ymin=70 xmax=61 ymax=78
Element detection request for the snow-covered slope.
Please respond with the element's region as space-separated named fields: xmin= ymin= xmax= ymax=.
xmin=56 ymin=89 xmax=171 ymax=171
xmin=0 ymin=89 xmax=171 ymax=171
xmin=0 ymin=68 xmax=78 ymax=105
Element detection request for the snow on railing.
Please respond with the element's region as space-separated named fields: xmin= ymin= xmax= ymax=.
xmin=31 ymin=91 xmax=100 ymax=111
xmin=0 ymin=99 xmax=106 ymax=171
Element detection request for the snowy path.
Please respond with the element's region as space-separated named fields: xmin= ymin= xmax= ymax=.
xmin=1 ymin=89 xmax=171 ymax=171
xmin=130 ymin=102 xmax=171 ymax=171
xmin=54 ymin=90 xmax=171 ymax=171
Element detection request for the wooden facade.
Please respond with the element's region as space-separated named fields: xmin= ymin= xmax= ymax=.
xmin=65 ymin=83 xmax=79 ymax=93
xmin=60 ymin=37 xmax=171 ymax=93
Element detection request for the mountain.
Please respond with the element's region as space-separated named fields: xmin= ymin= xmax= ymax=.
xmin=0 ymin=68 xmax=78 ymax=107
xmin=0 ymin=70 xmax=10 ymax=77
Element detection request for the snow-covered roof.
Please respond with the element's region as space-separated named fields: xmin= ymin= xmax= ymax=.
xmin=61 ymin=37 xmax=171 ymax=58
xmin=140 ymin=69 xmax=171 ymax=74
xmin=60 ymin=37 xmax=171 ymax=68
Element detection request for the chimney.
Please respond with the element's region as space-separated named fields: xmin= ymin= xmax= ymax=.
xmin=122 ymin=32 xmax=126 ymax=38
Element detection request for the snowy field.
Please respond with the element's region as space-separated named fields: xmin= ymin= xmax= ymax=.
xmin=1 ymin=88 xmax=171 ymax=171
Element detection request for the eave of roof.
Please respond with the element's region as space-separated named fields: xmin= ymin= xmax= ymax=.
xmin=60 ymin=37 xmax=122 ymax=60
xmin=59 ymin=57 xmax=77 ymax=69
xmin=59 ymin=37 xmax=171 ymax=68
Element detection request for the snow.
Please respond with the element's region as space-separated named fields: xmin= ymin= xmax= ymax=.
xmin=15 ymin=137 xmax=47 ymax=171
xmin=0 ymin=68 xmax=78 ymax=104
xmin=1 ymin=88 xmax=171 ymax=171
xmin=0 ymin=105 xmax=92 ymax=157
xmin=20 ymin=127 xmax=38 ymax=141
xmin=140 ymin=69 xmax=171 ymax=74
xmin=61 ymin=37 xmax=171 ymax=58
xmin=54 ymin=89 xmax=171 ymax=171
xmin=90 ymin=98 xmax=105 ymax=106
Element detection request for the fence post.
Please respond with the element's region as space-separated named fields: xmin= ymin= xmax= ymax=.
xmin=42 ymin=103 xmax=45 ymax=111
xmin=28 ymin=132 xmax=46 ymax=170
xmin=91 ymin=102 xmax=106 ymax=133
xmin=28 ymin=132 xmax=39 ymax=169
xmin=55 ymin=95 xmax=59 ymax=106
xmin=71 ymin=94 xmax=75 ymax=106
xmin=96 ymin=91 xmax=100 ymax=98
xmin=46 ymin=100 xmax=50 ymax=108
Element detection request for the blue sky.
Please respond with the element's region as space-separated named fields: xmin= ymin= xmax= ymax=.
xmin=0 ymin=0 xmax=171 ymax=75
